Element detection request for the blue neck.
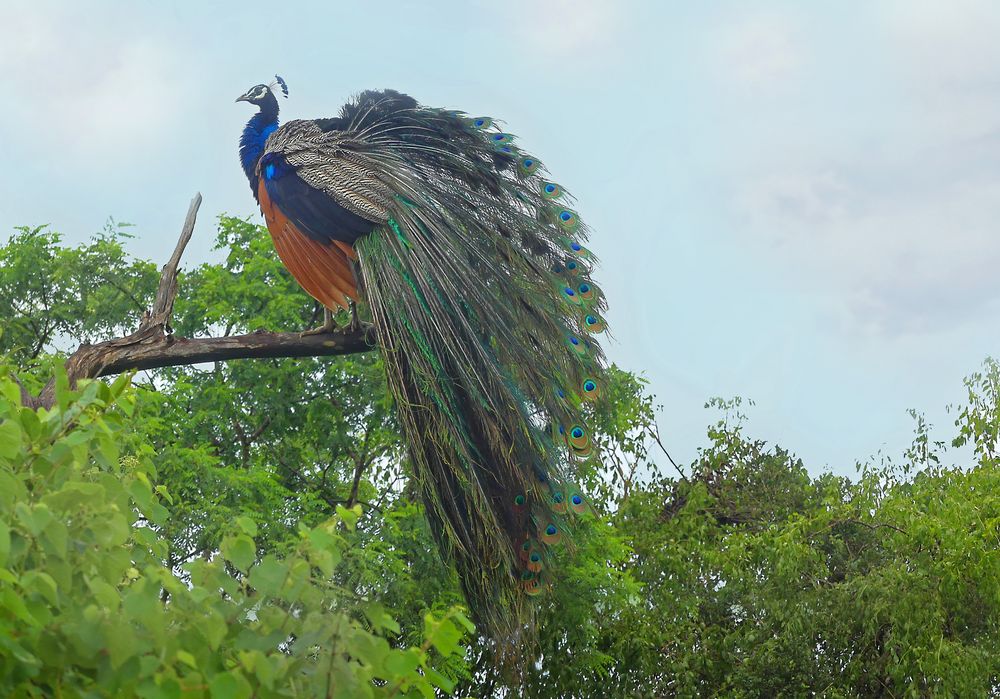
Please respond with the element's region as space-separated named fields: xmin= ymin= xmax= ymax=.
xmin=240 ymin=111 xmax=279 ymax=197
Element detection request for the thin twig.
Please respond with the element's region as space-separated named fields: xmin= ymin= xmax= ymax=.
xmin=650 ymin=422 xmax=688 ymax=482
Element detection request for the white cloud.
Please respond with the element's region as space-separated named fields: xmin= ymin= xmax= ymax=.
xmin=508 ymin=0 xmax=622 ymax=56
xmin=877 ymin=0 xmax=1000 ymax=145
xmin=0 ymin=6 xmax=188 ymax=163
xmin=711 ymin=13 xmax=802 ymax=90
xmin=717 ymin=4 xmax=1000 ymax=337
xmin=735 ymin=156 xmax=1000 ymax=335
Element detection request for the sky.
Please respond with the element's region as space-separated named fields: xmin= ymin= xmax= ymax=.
xmin=3 ymin=0 xmax=1000 ymax=476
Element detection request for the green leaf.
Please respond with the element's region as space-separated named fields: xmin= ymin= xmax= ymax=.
xmin=176 ymin=649 xmax=198 ymax=669
xmin=87 ymin=577 xmax=120 ymax=610
xmin=384 ymin=647 xmax=420 ymax=677
xmin=104 ymin=616 xmax=138 ymax=669
xmin=1 ymin=587 xmax=39 ymax=627
xmin=453 ymin=609 xmax=476 ymax=634
xmin=0 ymin=520 xmax=9 ymax=567
xmin=424 ymin=667 xmax=456 ymax=692
xmin=310 ymin=548 xmax=336 ymax=578
xmin=221 ymin=534 xmax=256 ymax=572
xmin=209 ymin=670 xmax=253 ymax=699
xmin=20 ymin=570 xmax=58 ymax=606
xmin=235 ymin=515 xmax=257 ymax=537
xmin=122 ymin=580 xmax=160 ymax=624
xmin=0 ymin=377 xmax=21 ymax=407
xmin=200 ymin=608 xmax=228 ymax=651
xmin=0 ymin=419 xmax=22 ymax=459
xmin=336 ymin=504 xmax=361 ymax=530
xmin=18 ymin=408 xmax=40 ymax=441
xmin=128 ymin=476 xmax=155 ymax=514
xmin=252 ymin=653 xmax=276 ymax=689
xmin=137 ymin=677 xmax=182 ymax=699
xmin=247 ymin=555 xmax=286 ymax=596
xmin=424 ymin=614 xmax=463 ymax=658
xmin=0 ymin=635 xmax=40 ymax=670
xmin=94 ymin=512 xmax=130 ymax=547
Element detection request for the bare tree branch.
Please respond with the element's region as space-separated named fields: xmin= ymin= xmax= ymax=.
xmin=23 ymin=194 xmax=375 ymax=409
xmin=146 ymin=193 xmax=202 ymax=329
xmin=72 ymin=328 xmax=373 ymax=378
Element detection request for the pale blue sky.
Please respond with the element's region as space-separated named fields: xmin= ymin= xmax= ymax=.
xmin=4 ymin=1 xmax=999 ymax=475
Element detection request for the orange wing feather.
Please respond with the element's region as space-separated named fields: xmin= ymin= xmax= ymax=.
xmin=257 ymin=179 xmax=360 ymax=311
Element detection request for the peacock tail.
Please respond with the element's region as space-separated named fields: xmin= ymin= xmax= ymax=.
xmin=238 ymin=84 xmax=609 ymax=644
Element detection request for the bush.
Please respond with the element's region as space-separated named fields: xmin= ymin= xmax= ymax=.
xmin=0 ymin=369 xmax=471 ymax=698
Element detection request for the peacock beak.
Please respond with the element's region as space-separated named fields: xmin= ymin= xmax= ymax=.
xmin=236 ymin=94 xmax=251 ymax=103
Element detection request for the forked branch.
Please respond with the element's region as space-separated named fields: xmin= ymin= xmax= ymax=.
xmin=21 ymin=194 xmax=374 ymax=409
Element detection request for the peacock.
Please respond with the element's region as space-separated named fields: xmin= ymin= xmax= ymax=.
xmin=236 ymin=77 xmax=609 ymax=643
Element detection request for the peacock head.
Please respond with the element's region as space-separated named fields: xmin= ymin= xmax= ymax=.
xmin=235 ymin=76 xmax=288 ymax=112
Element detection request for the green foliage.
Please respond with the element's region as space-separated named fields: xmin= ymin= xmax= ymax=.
xmin=5 ymin=218 xmax=1000 ymax=696
xmin=0 ymin=370 xmax=471 ymax=697
xmin=0 ymin=223 xmax=159 ymax=366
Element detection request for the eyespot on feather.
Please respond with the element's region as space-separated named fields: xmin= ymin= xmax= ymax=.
xmin=519 ymin=156 xmax=541 ymax=176
xmin=564 ymin=258 xmax=588 ymax=277
xmin=569 ymin=493 xmax=587 ymax=514
xmin=553 ymin=208 xmax=580 ymax=232
xmin=568 ymin=425 xmax=589 ymax=451
xmin=514 ymin=493 xmax=528 ymax=513
xmin=467 ymin=116 xmax=493 ymax=129
xmin=583 ymin=313 xmax=606 ymax=334
xmin=523 ymin=578 xmax=544 ymax=596
xmin=540 ymin=522 xmax=562 ymax=545
xmin=560 ymin=284 xmax=584 ymax=306
xmin=581 ymin=378 xmax=600 ymax=401
xmin=577 ymin=282 xmax=599 ymax=302
xmin=541 ymin=182 xmax=564 ymax=200
xmin=566 ymin=335 xmax=588 ymax=358
xmin=527 ymin=550 xmax=543 ymax=573
xmin=563 ymin=238 xmax=594 ymax=260
xmin=552 ymin=490 xmax=567 ymax=514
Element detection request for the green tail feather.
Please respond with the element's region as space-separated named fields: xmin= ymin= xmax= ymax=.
xmin=347 ymin=107 xmax=609 ymax=647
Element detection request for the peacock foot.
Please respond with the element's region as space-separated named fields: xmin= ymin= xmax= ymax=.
xmin=347 ymin=302 xmax=361 ymax=334
xmin=300 ymin=308 xmax=337 ymax=337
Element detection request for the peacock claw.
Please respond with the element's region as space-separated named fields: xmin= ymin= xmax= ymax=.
xmin=300 ymin=308 xmax=337 ymax=337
